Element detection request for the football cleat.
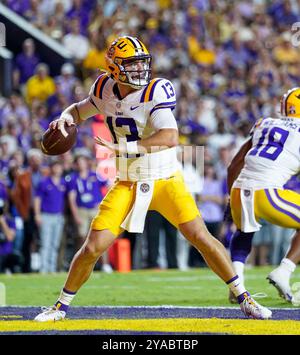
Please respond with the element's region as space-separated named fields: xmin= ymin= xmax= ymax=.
xmin=291 ymin=283 xmax=300 ymax=306
xmin=34 ymin=306 xmax=66 ymax=322
xmin=267 ymin=269 xmax=292 ymax=302
xmin=239 ymin=294 xmax=272 ymax=319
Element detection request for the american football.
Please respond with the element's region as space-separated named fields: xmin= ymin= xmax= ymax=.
xmin=40 ymin=123 xmax=77 ymax=156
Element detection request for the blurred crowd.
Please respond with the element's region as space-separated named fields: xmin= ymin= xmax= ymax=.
xmin=0 ymin=0 xmax=300 ymax=274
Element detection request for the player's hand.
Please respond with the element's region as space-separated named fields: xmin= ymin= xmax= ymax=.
xmin=94 ymin=136 xmax=120 ymax=154
xmin=49 ymin=114 xmax=74 ymax=131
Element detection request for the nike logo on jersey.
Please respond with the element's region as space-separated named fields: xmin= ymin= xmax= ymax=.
xmin=130 ymin=105 xmax=139 ymax=110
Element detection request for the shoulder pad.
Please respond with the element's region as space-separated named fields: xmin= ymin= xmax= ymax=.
xmin=91 ymin=73 xmax=110 ymax=99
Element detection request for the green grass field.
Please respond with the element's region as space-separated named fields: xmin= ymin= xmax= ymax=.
xmin=0 ymin=266 xmax=298 ymax=307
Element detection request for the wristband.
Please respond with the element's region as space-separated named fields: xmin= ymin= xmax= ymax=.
xmin=61 ymin=112 xmax=74 ymax=123
xmin=126 ymin=141 xmax=139 ymax=155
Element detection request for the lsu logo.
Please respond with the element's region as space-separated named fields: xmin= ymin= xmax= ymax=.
xmin=140 ymin=183 xmax=150 ymax=193
xmin=289 ymin=105 xmax=296 ymax=114
xmin=107 ymin=45 xmax=115 ymax=58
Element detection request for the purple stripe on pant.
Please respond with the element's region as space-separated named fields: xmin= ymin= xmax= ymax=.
xmin=264 ymin=189 xmax=300 ymax=224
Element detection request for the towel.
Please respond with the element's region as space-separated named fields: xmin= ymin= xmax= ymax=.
xmin=240 ymin=188 xmax=262 ymax=233
xmin=121 ymin=181 xmax=154 ymax=233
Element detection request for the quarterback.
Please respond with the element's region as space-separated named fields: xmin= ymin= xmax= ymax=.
xmin=227 ymin=87 xmax=300 ymax=304
xmin=35 ymin=36 xmax=271 ymax=321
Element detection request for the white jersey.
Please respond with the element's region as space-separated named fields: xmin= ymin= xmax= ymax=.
xmin=89 ymin=74 xmax=178 ymax=181
xmin=234 ymin=117 xmax=300 ymax=190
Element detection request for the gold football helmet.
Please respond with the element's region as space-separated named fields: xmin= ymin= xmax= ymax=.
xmin=280 ymin=87 xmax=300 ymax=118
xmin=105 ymin=36 xmax=151 ymax=89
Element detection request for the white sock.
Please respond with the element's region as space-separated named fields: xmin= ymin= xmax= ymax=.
xmin=233 ymin=261 xmax=245 ymax=287
xmin=55 ymin=288 xmax=76 ymax=311
xmin=227 ymin=275 xmax=247 ymax=297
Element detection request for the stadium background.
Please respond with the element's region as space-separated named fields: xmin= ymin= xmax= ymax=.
xmin=0 ymin=0 xmax=300 ymax=335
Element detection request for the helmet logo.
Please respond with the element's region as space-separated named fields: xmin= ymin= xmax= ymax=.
xmin=289 ymin=105 xmax=296 ymax=114
xmin=117 ymin=41 xmax=127 ymax=50
xmin=107 ymin=46 xmax=115 ymax=59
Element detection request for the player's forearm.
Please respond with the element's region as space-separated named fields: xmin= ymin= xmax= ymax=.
xmin=227 ymin=139 xmax=253 ymax=192
xmin=61 ymin=104 xmax=81 ymax=125
xmin=137 ymin=129 xmax=178 ymax=153
xmin=60 ymin=98 xmax=100 ymax=126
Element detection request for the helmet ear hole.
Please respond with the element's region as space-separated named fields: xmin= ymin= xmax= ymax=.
xmin=108 ymin=66 xmax=115 ymax=71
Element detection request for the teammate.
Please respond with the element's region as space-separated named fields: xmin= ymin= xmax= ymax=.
xmin=34 ymin=36 xmax=271 ymax=321
xmin=227 ymin=87 xmax=300 ymax=304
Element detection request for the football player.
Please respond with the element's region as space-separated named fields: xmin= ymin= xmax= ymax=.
xmin=227 ymin=87 xmax=300 ymax=304
xmin=35 ymin=36 xmax=271 ymax=321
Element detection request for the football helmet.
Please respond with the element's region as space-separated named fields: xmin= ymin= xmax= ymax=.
xmin=105 ymin=36 xmax=151 ymax=89
xmin=280 ymin=87 xmax=300 ymax=118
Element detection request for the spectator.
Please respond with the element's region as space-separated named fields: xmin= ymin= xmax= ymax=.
xmin=0 ymin=181 xmax=19 ymax=273
xmin=189 ymin=161 xmax=226 ymax=267
xmin=10 ymin=149 xmax=45 ymax=273
xmin=67 ymin=151 xmax=111 ymax=272
xmin=0 ymin=92 xmax=30 ymax=128
xmin=248 ymin=220 xmax=273 ymax=266
xmin=13 ymin=38 xmax=40 ymax=88
xmin=82 ymin=33 xmax=107 ymax=73
xmin=34 ymin=159 xmax=66 ymax=273
xmin=7 ymin=154 xmax=25 ymax=258
xmin=0 ymin=134 xmax=17 ymax=179
xmin=145 ymin=211 xmax=178 ymax=270
xmin=62 ymin=18 xmax=90 ymax=62
xmin=197 ymin=162 xmax=225 ymax=235
xmin=25 ymin=63 xmax=56 ymax=106
xmin=55 ymin=63 xmax=79 ymax=102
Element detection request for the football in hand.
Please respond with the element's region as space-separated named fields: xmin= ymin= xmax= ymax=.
xmin=41 ymin=123 xmax=78 ymax=156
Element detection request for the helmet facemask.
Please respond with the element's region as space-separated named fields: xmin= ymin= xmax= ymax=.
xmin=116 ymin=55 xmax=152 ymax=89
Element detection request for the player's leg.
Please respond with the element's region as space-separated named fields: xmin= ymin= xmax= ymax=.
xmin=34 ymin=181 xmax=135 ymax=321
xmin=267 ymin=229 xmax=300 ymax=302
xmin=228 ymin=229 xmax=255 ymax=303
xmin=254 ymin=189 xmax=300 ymax=301
xmin=62 ymin=229 xmax=116 ymax=292
xmin=179 ymin=216 xmax=271 ymax=319
xmin=228 ymin=188 xmax=251 ymax=297
xmin=151 ymin=174 xmax=272 ymax=319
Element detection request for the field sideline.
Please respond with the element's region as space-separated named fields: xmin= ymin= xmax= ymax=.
xmin=0 ymin=267 xmax=299 ymax=335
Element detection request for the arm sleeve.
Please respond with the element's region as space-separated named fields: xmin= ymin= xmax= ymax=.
xmin=76 ymin=97 xmax=102 ymax=121
xmin=150 ymin=108 xmax=178 ymax=130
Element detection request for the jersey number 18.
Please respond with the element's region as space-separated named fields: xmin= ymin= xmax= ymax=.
xmin=249 ymin=127 xmax=289 ymax=161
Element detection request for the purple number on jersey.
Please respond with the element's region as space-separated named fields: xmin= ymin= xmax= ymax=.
xmin=107 ymin=116 xmax=140 ymax=143
xmin=249 ymin=127 xmax=289 ymax=161
xmin=161 ymin=82 xmax=175 ymax=99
